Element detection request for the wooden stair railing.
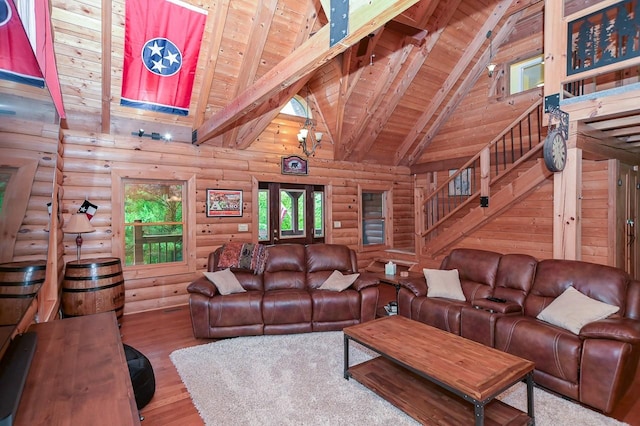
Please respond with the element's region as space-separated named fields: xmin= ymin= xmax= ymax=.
xmin=424 ymin=158 xmax=552 ymax=256
xmin=419 ymin=99 xmax=548 ymax=256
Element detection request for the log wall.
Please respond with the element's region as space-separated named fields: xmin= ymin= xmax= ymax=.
xmin=60 ymin=118 xmax=414 ymax=314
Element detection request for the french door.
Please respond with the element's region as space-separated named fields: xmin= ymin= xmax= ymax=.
xmin=258 ymin=182 xmax=324 ymax=245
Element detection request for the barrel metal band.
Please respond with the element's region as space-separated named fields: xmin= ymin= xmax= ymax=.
xmin=62 ymin=279 xmax=124 ymax=293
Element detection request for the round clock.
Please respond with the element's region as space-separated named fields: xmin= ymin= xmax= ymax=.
xmin=543 ymin=129 xmax=567 ymax=172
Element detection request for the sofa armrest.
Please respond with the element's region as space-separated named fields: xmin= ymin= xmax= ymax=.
xmin=351 ymin=272 xmax=379 ymax=291
xmin=579 ymin=318 xmax=640 ymax=344
xmin=187 ymin=275 xmax=218 ymax=298
xmin=398 ymin=276 xmax=427 ymax=297
xmin=473 ymin=298 xmax=522 ymax=314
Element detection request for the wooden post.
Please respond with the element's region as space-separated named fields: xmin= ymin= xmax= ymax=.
xmin=553 ymin=146 xmax=582 ymax=260
xmin=480 ymin=147 xmax=490 ymax=199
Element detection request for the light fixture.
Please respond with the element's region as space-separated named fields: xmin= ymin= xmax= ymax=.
xmin=132 ymin=129 xmax=172 ymax=141
xmin=486 ymin=30 xmax=496 ymax=77
xmin=64 ymin=213 xmax=96 ymax=262
xmin=297 ymin=86 xmax=323 ymax=157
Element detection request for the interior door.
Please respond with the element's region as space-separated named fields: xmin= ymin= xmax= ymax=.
xmin=259 ymin=182 xmax=324 ymax=245
xmin=618 ymin=164 xmax=639 ymax=279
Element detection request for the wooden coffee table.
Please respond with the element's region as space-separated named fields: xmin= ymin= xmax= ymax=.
xmin=343 ymin=316 xmax=535 ymax=425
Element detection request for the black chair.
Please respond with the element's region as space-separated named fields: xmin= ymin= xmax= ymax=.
xmin=123 ymin=344 xmax=156 ymax=418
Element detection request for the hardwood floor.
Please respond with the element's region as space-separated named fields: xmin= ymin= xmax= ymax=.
xmin=120 ymin=301 xmax=640 ymax=426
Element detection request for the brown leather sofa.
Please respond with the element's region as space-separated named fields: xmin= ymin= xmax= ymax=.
xmin=397 ymin=248 xmax=640 ymax=414
xmin=187 ymin=243 xmax=379 ymax=339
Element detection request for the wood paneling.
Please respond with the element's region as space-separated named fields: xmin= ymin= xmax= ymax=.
xmin=61 ymin=121 xmax=413 ymax=314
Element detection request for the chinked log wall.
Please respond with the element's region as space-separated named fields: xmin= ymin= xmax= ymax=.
xmin=60 ymin=129 xmax=414 ymax=315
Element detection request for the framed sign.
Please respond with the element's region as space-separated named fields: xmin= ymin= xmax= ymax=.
xmin=206 ymin=189 xmax=243 ymax=217
xmin=281 ymin=155 xmax=308 ymax=175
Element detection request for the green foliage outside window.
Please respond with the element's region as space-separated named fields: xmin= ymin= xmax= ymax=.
xmin=124 ymin=182 xmax=184 ymax=266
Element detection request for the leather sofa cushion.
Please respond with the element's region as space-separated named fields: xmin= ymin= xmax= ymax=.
xmin=495 ymin=316 xmax=581 ymax=383
xmin=262 ymin=289 xmax=312 ymax=325
xmin=306 ymin=244 xmax=354 ymax=273
xmin=525 ymin=259 xmax=629 ymax=317
xmin=264 ymin=244 xmax=306 ymax=291
xmin=311 ymin=288 xmax=360 ymax=322
xmin=411 ymin=297 xmax=466 ymax=334
xmin=441 ymin=248 xmax=501 ymax=286
xmin=206 ymin=291 xmax=263 ymax=327
xmin=493 ymin=254 xmax=537 ymax=305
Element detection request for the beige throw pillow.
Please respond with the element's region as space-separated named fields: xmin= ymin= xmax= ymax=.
xmin=319 ymin=270 xmax=360 ymax=292
xmin=536 ymin=286 xmax=619 ymax=334
xmin=203 ymin=269 xmax=246 ymax=296
xmin=423 ymin=268 xmax=465 ymax=301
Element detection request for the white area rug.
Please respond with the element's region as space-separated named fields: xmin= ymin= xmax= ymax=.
xmin=170 ymin=332 xmax=628 ymax=426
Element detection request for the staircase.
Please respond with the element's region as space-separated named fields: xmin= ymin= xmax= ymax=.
xmin=419 ymin=100 xmax=549 ymax=258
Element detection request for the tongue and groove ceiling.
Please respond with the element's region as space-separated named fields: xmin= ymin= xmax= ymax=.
xmin=53 ymin=0 xmax=541 ymax=166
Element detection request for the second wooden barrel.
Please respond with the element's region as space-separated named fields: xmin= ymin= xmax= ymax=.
xmin=0 ymin=260 xmax=47 ymax=325
xmin=62 ymin=257 xmax=125 ymax=319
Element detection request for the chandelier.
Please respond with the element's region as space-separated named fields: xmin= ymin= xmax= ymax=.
xmin=297 ymin=87 xmax=323 ymax=157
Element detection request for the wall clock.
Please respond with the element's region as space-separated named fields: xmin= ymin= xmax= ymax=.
xmin=543 ymin=129 xmax=567 ymax=172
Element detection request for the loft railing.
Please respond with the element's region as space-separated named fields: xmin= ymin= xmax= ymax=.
xmin=421 ymin=100 xmax=544 ymax=239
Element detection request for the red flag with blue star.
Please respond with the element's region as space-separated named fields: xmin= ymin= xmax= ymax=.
xmin=121 ymin=0 xmax=207 ymax=116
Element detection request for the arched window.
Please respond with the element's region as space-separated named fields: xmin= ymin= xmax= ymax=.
xmin=280 ymin=95 xmax=310 ymax=118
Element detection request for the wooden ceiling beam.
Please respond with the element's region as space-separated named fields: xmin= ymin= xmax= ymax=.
xmin=578 ymin=123 xmax=640 ymax=165
xmin=194 ymin=0 xmax=424 ymax=145
xmin=346 ymin=0 xmax=460 ymax=162
xmin=193 ymin=0 xmax=231 ymax=132
xmin=222 ymin=0 xmax=279 ymax=148
xmin=101 ymin=0 xmax=112 ymax=134
xmin=399 ymin=0 xmax=520 ymax=166
xmin=233 ymin=0 xmax=320 ymax=150
xmin=343 ymin=42 xmax=415 ymax=161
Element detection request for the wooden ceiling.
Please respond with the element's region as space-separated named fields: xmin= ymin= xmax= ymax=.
xmin=49 ymin=0 xmax=547 ymax=166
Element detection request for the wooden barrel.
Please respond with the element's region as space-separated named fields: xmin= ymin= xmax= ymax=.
xmin=62 ymin=257 xmax=125 ymax=320
xmin=0 ymin=260 xmax=47 ymax=325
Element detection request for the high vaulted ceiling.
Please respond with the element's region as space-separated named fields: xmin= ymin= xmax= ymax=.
xmin=48 ymin=0 xmax=545 ymax=166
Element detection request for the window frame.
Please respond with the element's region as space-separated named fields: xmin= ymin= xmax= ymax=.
xmin=508 ymin=53 xmax=544 ymax=96
xmin=112 ymin=168 xmax=196 ymax=278
xmin=358 ymin=184 xmax=393 ymax=251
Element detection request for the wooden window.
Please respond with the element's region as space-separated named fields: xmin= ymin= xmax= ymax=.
xmin=509 ymin=54 xmax=544 ymax=95
xmin=359 ymin=185 xmax=392 ymax=249
xmin=112 ymin=169 xmax=196 ymax=277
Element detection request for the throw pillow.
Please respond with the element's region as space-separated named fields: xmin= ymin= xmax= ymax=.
xmin=318 ymin=270 xmax=360 ymax=292
xmin=536 ymin=286 xmax=620 ymax=334
xmin=203 ymin=269 xmax=246 ymax=296
xmin=423 ymin=268 xmax=465 ymax=301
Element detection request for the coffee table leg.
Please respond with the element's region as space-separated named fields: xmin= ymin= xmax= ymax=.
xmin=526 ymin=372 xmax=535 ymax=424
xmin=474 ymin=403 xmax=484 ymax=426
xmin=343 ymin=334 xmax=350 ymax=379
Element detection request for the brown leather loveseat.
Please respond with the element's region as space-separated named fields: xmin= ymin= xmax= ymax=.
xmin=187 ymin=243 xmax=379 ymax=339
xmin=397 ymin=248 xmax=640 ymax=414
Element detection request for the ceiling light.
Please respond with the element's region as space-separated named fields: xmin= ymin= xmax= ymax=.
xmin=297 ymin=86 xmax=323 ymax=157
xmin=486 ymin=30 xmax=496 ymax=77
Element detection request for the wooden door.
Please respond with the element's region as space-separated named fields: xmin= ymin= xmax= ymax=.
xmin=617 ymin=163 xmax=639 ymax=279
xmin=259 ymin=182 xmax=324 ymax=245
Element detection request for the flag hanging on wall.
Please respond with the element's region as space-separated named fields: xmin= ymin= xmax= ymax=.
xmin=0 ymin=0 xmax=44 ymax=87
xmin=0 ymin=0 xmax=66 ymax=118
xmin=121 ymin=0 xmax=207 ymax=116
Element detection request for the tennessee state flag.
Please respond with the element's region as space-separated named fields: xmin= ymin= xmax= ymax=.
xmin=121 ymin=0 xmax=207 ymax=116
xmin=0 ymin=0 xmax=44 ymax=87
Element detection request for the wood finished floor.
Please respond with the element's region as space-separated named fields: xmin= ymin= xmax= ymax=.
xmin=120 ymin=297 xmax=640 ymax=426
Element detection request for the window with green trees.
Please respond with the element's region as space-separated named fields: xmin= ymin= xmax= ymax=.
xmin=124 ymin=181 xmax=184 ymax=266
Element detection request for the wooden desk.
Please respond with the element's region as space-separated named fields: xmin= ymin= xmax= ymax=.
xmin=15 ymin=312 xmax=140 ymax=426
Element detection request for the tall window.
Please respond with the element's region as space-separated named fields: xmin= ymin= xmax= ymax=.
xmin=112 ymin=169 xmax=196 ymax=276
xmin=124 ymin=181 xmax=184 ymax=266
xmin=510 ymin=54 xmax=544 ymax=95
xmin=361 ymin=190 xmax=388 ymax=247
